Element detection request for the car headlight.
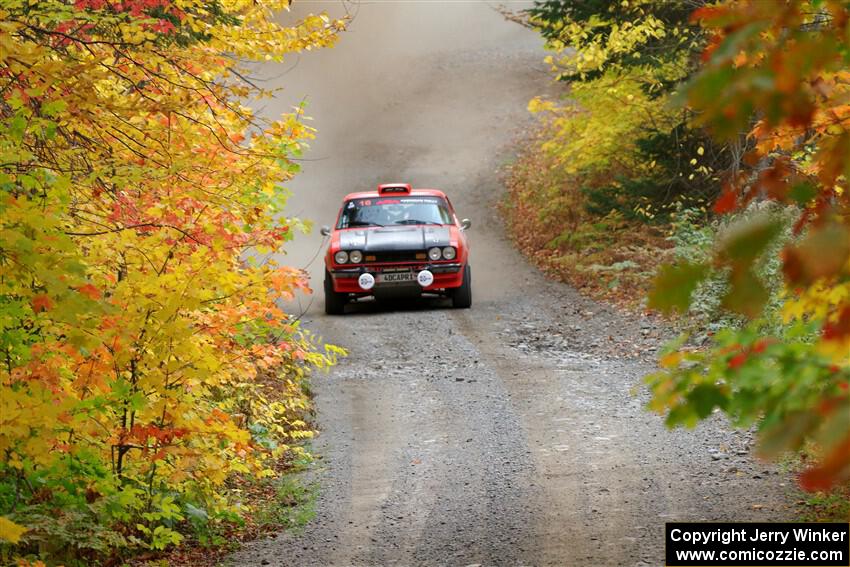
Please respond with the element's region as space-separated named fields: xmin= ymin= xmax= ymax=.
xmin=428 ymin=247 xmax=442 ymax=261
xmin=334 ymin=250 xmax=349 ymax=264
xmin=442 ymin=246 xmax=456 ymax=260
xmin=349 ymin=250 xmax=363 ymax=264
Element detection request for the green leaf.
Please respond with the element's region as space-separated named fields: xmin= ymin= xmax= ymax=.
xmin=719 ymin=214 xmax=782 ymax=266
xmin=41 ymin=100 xmax=67 ymax=117
xmin=687 ymin=384 xmax=727 ymax=419
xmin=758 ymin=410 xmax=818 ymax=459
xmin=9 ymin=114 xmax=27 ymax=141
xmin=648 ymin=261 xmax=709 ymax=314
xmin=185 ymin=503 xmax=209 ymax=523
xmin=722 ymin=267 xmax=768 ymax=318
xmin=788 ymin=182 xmax=817 ymax=205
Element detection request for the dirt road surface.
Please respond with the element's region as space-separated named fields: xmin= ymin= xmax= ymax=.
xmin=230 ymin=3 xmax=796 ymax=566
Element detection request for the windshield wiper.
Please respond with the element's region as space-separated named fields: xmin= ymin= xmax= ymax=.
xmin=393 ymin=219 xmax=443 ymax=225
xmin=348 ymin=221 xmax=384 ymax=228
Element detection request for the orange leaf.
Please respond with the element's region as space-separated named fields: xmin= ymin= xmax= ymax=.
xmin=799 ymin=435 xmax=850 ymax=492
xmin=77 ymin=283 xmax=101 ymax=300
xmin=690 ymin=5 xmax=727 ymax=24
xmin=32 ymin=294 xmax=53 ymax=313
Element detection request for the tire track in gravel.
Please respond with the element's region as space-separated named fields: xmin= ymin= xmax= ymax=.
xmin=446 ymin=295 xmax=796 ymax=567
xmin=449 ymin=307 xmax=674 ymax=566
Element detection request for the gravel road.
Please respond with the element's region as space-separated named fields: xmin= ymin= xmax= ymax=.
xmin=230 ymin=3 xmax=797 ymax=566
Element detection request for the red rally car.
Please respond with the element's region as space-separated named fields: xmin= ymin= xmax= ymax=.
xmin=320 ymin=183 xmax=472 ymax=315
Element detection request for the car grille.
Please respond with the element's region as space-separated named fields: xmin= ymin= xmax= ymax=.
xmin=364 ymin=250 xmax=426 ymax=263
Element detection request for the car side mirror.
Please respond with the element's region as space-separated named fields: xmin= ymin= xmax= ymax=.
xmin=320 ymin=225 xmax=331 ymax=236
xmin=460 ymin=219 xmax=471 ymax=231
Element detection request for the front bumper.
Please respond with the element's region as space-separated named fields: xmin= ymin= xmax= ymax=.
xmin=330 ymin=263 xmax=465 ymax=294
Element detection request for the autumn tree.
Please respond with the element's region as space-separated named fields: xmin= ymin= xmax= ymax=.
xmin=0 ymin=0 xmax=344 ymax=561
xmin=502 ymin=0 xmax=730 ymax=301
xmin=524 ymin=0 xmax=722 ymax=221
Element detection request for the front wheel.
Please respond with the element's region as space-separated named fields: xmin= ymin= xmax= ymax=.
xmin=324 ymin=271 xmax=347 ymax=315
xmin=451 ymin=265 xmax=472 ymax=309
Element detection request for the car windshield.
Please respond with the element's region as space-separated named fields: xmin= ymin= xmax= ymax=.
xmin=336 ymin=196 xmax=452 ymax=229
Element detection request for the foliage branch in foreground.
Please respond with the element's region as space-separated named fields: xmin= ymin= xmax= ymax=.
xmin=648 ymin=0 xmax=850 ymax=493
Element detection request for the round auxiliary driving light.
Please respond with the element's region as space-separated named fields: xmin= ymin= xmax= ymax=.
xmin=349 ymin=250 xmax=363 ymax=264
xmin=334 ymin=250 xmax=349 ymax=264
xmin=358 ymin=273 xmax=375 ymax=290
xmin=428 ymin=247 xmax=442 ymax=261
xmin=417 ymin=270 xmax=434 ymax=288
xmin=442 ymin=246 xmax=456 ymax=260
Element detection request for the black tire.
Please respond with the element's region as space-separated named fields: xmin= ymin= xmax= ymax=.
xmin=451 ymin=265 xmax=472 ymax=309
xmin=324 ymin=271 xmax=346 ymax=315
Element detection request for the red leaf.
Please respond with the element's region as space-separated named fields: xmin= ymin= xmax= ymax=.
xmin=728 ymin=352 xmax=748 ymax=370
xmin=751 ymin=338 xmax=772 ymax=354
xmin=822 ymin=307 xmax=850 ymax=342
xmin=150 ymin=19 xmax=175 ymax=34
xmin=714 ymin=190 xmax=738 ymax=214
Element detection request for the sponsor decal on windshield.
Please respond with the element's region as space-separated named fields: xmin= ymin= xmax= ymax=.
xmin=349 ymin=197 xmax=444 ymax=208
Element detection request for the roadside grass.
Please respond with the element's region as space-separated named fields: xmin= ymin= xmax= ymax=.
xmin=139 ymin=449 xmax=318 ymax=567
xmin=783 ymin=452 xmax=850 ymax=522
xmin=773 ymin=454 xmax=850 ymax=523
xmin=254 ymin=475 xmax=318 ymax=534
xmin=797 ymin=488 xmax=850 ymax=522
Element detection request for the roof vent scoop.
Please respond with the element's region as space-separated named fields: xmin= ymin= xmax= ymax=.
xmin=377 ymin=183 xmax=412 ymax=195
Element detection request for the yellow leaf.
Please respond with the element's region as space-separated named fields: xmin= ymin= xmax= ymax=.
xmin=528 ymin=96 xmax=555 ymax=114
xmin=660 ymin=352 xmax=683 ymax=369
xmin=0 ymin=516 xmax=27 ymax=544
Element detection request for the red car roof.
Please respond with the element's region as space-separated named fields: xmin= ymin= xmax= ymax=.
xmin=342 ymin=188 xmax=448 ymax=201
